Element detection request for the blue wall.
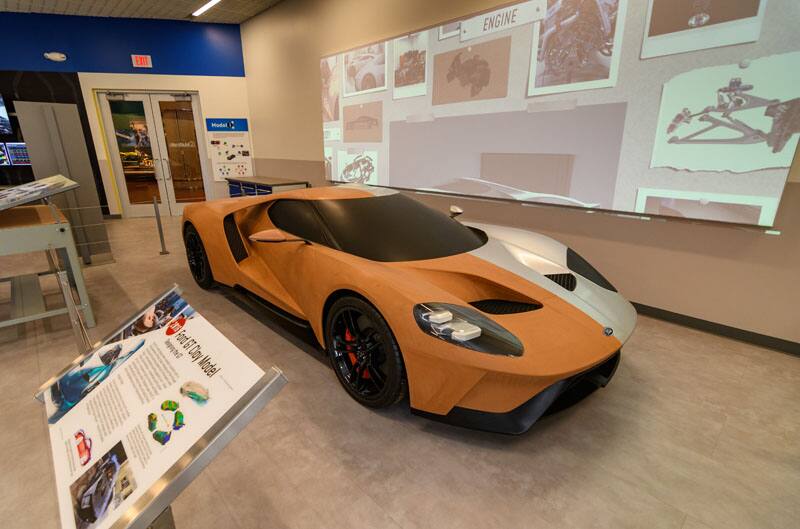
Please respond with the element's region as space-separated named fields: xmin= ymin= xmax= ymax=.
xmin=0 ymin=12 xmax=244 ymax=77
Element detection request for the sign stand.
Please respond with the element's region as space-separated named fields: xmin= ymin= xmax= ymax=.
xmin=36 ymin=285 xmax=287 ymax=529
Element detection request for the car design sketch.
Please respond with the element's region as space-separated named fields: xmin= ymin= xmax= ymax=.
xmin=667 ymin=77 xmax=800 ymax=154
xmin=347 ymin=53 xmax=386 ymax=92
xmin=182 ymin=185 xmax=635 ymax=434
xmin=75 ymin=454 xmax=119 ymax=525
xmin=446 ymin=52 xmax=491 ymax=96
xmin=340 ymin=155 xmax=375 ymax=184
xmin=345 ymin=115 xmax=379 ymax=130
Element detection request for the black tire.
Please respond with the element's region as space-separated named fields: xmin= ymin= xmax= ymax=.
xmin=183 ymin=224 xmax=214 ymax=289
xmin=325 ymin=296 xmax=406 ymax=408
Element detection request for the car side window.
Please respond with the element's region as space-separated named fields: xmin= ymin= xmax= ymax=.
xmin=268 ymin=200 xmax=328 ymax=245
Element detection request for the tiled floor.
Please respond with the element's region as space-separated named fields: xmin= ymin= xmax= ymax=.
xmin=0 ymin=216 xmax=798 ymax=529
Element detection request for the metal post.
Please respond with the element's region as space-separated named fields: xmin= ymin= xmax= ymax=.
xmin=152 ymin=196 xmax=170 ymax=255
xmin=56 ymin=270 xmax=92 ymax=354
xmin=147 ymin=506 xmax=177 ymax=529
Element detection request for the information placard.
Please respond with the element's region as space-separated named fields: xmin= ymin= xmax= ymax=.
xmin=40 ymin=288 xmax=265 ymax=529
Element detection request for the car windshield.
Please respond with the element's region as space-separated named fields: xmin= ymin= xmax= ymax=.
xmin=311 ymin=193 xmax=487 ymax=262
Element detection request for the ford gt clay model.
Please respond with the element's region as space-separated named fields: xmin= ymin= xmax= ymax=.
xmin=182 ymin=185 xmax=636 ymax=434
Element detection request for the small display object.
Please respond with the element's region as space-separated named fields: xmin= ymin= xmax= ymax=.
xmin=0 ymin=174 xmax=79 ymax=212
xmin=37 ymin=287 xmax=285 ymax=529
xmin=0 ymin=94 xmax=11 ymax=135
xmin=6 ymin=141 xmax=31 ymax=165
xmin=182 ymin=185 xmax=636 ymax=434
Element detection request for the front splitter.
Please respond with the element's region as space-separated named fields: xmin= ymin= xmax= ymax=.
xmin=411 ymin=350 xmax=621 ymax=435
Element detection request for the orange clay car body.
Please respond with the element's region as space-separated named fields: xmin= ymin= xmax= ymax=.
xmin=183 ymin=185 xmax=636 ymax=433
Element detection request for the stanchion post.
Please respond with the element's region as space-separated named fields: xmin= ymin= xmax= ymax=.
xmin=153 ymin=196 xmax=170 ymax=255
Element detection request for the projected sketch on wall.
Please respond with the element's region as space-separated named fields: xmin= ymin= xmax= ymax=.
xmin=320 ymin=0 xmax=797 ymax=227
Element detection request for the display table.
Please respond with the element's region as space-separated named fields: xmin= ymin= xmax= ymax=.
xmin=225 ymin=176 xmax=309 ymax=197
xmin=0 ymin=203 xmax=95 ymax=329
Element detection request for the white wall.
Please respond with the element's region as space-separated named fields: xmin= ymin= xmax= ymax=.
xmin=78 ymin=72 xmax=251 ymax=215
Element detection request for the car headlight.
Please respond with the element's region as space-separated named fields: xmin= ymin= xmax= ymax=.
xmin=413 ymin=303 xmax=524 ymax=357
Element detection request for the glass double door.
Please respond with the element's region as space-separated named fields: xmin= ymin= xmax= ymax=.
xmin=100 ymin=92 xmax=209 ymax=217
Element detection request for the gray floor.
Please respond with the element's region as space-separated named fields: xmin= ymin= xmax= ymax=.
xmin=0 ymin=216 xmax=798 ymax=529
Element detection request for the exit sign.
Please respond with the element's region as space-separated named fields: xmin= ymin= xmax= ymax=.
xmin=131 ymin=54 xmax=153 ymax=68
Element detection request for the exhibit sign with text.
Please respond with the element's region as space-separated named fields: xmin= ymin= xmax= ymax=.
xmin=205 ymin=118 xmax=254 ymax=181
xmin=42 ymin=289 xmax=265 ymax=529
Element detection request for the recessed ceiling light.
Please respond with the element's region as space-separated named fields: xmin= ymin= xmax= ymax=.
xmin=192 ymin=0 xmax=223 ymax=17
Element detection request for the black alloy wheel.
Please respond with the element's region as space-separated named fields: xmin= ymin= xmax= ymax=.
xmin=325 ymin=296 xmax=406 ymax=408
xmin=183 ymin=224 xmax=214 ymax=289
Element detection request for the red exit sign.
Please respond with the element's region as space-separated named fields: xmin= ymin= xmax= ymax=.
xmin=131 ymin=54 xmax=153 ymax=68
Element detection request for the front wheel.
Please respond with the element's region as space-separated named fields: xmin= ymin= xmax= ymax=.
xmin=183 ymin=224 xmax=214 ymax=289
xmin=325 ymin=296 xmax=406 ymax=408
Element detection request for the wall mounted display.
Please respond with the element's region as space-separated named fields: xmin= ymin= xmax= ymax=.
xmin=319 ymin=0 xmax=797 ymax=227
xmin=393 ymin=32 xmax=428 ymax=99
xmin=0 ymin=95 xmax=11 ymax=135
xmin=433 ymin=36 xmax=512 ymax=105
xmin=343 ymin=102 xmax=383 ymax=143
xmin=205 ymin=118 xmax=254 ymax=181
xmin=343 ymin=43 xmax=387 ymax=97
xmin=336 ymin=149 xmax=378 ymax=184
xmin=528 ymin=0 xmax=628 ymax=96
xmin=641 ymin=0 xmax=768 ymax=59
xmin=320 ymin=56 xmax=341 ymax=121
xmin=651 ymin=52 xmax=800 ymax=173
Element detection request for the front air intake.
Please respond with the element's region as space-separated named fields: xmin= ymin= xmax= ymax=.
xmin=469 ymin=299 xmax=542 ymax=315
xmin=545 ymin=273 xmax=577 ymax=291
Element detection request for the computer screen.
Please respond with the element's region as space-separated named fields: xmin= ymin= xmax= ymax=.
xmin=6 ymin=142 xmax=31 ymax=166
xmin=0 ymin=95 xmax=11 ymax=135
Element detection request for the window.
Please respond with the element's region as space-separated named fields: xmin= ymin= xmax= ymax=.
xmin=268 ymin=200 xmax=328 ymax=245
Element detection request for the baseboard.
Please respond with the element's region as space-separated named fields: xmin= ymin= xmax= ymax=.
xmin=632 ymin=302 xmax=799 ymax=356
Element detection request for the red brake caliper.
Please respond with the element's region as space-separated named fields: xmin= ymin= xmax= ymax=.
xmin=344 ymin=327 xmax=370 ymax=379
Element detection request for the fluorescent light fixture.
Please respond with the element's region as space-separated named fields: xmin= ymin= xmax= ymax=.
xmin=192 ymin=0 xmax=223 ymax=17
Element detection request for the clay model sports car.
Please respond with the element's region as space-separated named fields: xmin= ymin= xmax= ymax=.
xmin=182 ymin=185 xmax=635 ymax=434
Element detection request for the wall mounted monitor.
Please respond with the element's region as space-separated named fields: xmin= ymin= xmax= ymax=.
xmin=6 ymin=142 xmax=31 ymax=165
xmin=0 ymin=95 xmax=11 ymax=135
xmin=0 ymin=143 xmax=9 ymax=166
xmin=319 ymin=0 xmax=798 ymax=227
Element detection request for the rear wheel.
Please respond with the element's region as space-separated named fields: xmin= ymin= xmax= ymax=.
xmin=183 ymin=224 xmax=214 ymax=289
xmin=325 ymin=296 xmax=406 ymax=408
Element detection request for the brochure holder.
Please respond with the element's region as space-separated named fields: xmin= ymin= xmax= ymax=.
xmin=36 ymin=285 xmax=287 ymax=529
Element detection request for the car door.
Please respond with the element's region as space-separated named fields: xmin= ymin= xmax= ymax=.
xmin=237 ymin=200 xmax=330 ymax=318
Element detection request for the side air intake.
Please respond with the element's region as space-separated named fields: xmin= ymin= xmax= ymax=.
xmin=469 ymin=299 xmax=542 ymax=315
xmin=223 ymin=214 xmax=248 ymax=263
xmin=545 ymin=273 xmax=577 ymax=291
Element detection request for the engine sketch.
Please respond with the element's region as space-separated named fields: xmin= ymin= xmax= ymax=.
xmin=341 ymin=154 xmax=375 ymax=184
xmin=446 ymin=52 xmax=491 ymax=97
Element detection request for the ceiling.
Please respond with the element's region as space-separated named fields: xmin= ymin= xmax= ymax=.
xmin=0 ymin=0 xmax=282 ymax=24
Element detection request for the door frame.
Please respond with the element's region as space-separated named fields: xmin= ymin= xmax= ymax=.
xmin=96 ymin=89 xmax=213 ymax=218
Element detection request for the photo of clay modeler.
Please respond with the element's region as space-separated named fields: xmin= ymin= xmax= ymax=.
xmin=667 ymin=77 xmax=800 ymax=154
xmin=341 ymin=154 xmax=375 ymax=184
xmin=446 ymin=52 xmax=491 ymax=96
xmin=395 ymin=49 xmax=426 ymax=87
xmin=345 ymin=115 xmax=379 ymax=130
xmin=75 ymin=454 xmax=119 ymax=526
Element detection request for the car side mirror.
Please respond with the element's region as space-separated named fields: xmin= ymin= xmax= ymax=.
xmin=449 ymin=205 xmax=464 ymax=219
xmin=249 ymin=229 xmax=309 ymax=244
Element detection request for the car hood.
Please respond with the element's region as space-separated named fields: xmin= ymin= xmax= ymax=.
xmin=390 ymin=224 xmax=636 ymax=344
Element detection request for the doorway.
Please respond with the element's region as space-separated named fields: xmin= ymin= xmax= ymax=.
xmin=98 ymin=92 xmax=210 ymax=217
